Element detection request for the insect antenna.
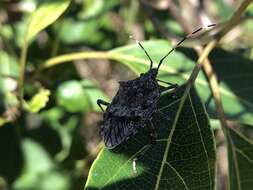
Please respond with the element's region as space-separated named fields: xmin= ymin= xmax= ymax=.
xmin=130 ymin=35 xmax=153 ymax=70
xmin=157 ymin=23 xmax=217 ymax=71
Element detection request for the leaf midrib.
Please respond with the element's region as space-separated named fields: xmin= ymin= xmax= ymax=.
xmin=154 ymin=94 xmax=212 ymax=190
xmin=154 ymin=93 xmax=188 ymax=189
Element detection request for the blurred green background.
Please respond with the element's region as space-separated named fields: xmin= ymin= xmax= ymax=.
xmin=0 ymin=0 xmax=253 ymax=190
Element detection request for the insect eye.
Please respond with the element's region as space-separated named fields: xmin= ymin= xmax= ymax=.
xmin=140 ymin=73 xmax=144 ymax=76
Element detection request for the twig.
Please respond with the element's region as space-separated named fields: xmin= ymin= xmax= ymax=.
xmin=218 ymin=0 xmax=253 ymax=40
xmin=157 ymin=0 xmax=229 ymax=130
xmin=182 ymin=0 xmax=252 ymax=131
xmin=183 ymin=40 xmax=218 ymax=96
xmin=154 ymin=0 xmax=252 ymax=131
xmin=197 ymin=48 xmax=228 ymax=128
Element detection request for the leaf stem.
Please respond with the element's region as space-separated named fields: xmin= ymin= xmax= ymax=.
xmin=17 ymin=36 xmax=28 ymax=103
xmin=39 ymin=52 xmax=111 ymax=70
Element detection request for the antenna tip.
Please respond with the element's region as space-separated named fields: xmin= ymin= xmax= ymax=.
xmin=129 ymin=35 xmax=140 ymax=44
xmin=207 ymin=23 xmax=216 ymax=27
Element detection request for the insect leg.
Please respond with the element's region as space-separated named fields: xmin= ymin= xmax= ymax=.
xmin=130 ymin=36 xmax=153 ymax=69
xmin=156 ymin=78 xmax=178 ymax=90
xmin=97 ymin=99 xmax=110 ymax=112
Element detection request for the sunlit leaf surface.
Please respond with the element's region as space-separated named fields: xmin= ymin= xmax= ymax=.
xmin=85 ymin=86 xmax=216 ymax=190
xmin=26 ymin=0 xmax=71 ymax=42
xmin=23 ymin=88 xmax=50 ymax=113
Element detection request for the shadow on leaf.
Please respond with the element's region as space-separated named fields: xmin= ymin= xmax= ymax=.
xmin=85 ymin=85 xmax=216 ymax=190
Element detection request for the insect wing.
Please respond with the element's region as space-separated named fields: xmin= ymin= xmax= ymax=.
xmin=101 ymin=117 xmax=142 ymax=149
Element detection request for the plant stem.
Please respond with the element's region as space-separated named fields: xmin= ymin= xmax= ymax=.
xmin=219 ymin=0 xmax=252 ymax=40
xmin=200 ymin=49 xmax=228 ymax=129
xmin=17 ymin=37 xmax=28 ymax=103
xmin=180 ymin=0 xmax=252 ymax=131
xmin=182 ymin=41 xmax=218 ymax=100
xmin=40 ymin=52 xmax=111 ymax=70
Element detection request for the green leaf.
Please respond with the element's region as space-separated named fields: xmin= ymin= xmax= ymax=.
xmin=43 ymin=40 xmax=253 ymax=123
xmin=79 ymin=0 xmax=104 ymax=19
xmin=0 ymin=117 xmax=8 ymax=127
xmin=13 ymin=139 xmax=70 ymax=190
xmin=23 ymin=88 xmax=50 ymax=113
xmin=40 ymin=107 xmax=80 ymax=162
xmin=206 ymin=49 xmax=253 ymax=125
xmin=57 ymin=15 xmax=114 ymax=48
xmin=78 ymin=0 xmax=118 ymax=19
xmin=80 ymin=80 xmax=110 ymax=112
xmin=85 ymin=85 xmax=216 ymax=190
xmin=226 ymin=126 xmax=253 ymax=190
xmin=26 ymin=0 xmax=71 ymax=42
xmin=56 ymin=80 xmax=89 ymax=112
xmin=0 ymin=51 xmax=19 ymax=93
xmin=108 ymin=40 xmax=253 ymax=125
xmin=213 ymin=0 xmax=234 ymax=19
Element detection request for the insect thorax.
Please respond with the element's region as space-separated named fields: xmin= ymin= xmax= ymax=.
xmin=105 ymin=69 xmax=160 ymax=120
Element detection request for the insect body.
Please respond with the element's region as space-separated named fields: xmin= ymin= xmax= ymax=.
xmin=98 ymin=68 xmax=169 ymax=148
xmin=97 ymin=24 xmax=216 ymax=149
xmin=97 ymin=43 xmax=177 ymax=149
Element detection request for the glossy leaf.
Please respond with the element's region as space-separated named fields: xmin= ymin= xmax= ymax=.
xmin=80 ymin=80 xmax=109 ymax=112
xmin=56 ymin=80 xmax=89 ymax=112
xmin=26 ymin=0 xmax=71 ymax=42
xmin=226 ymin=126 xmax=253 ymax=190
xmin=85 ymin=85 xmax=216 ymax=190
xmin=108 ymin=40 xmax=253 ymax=124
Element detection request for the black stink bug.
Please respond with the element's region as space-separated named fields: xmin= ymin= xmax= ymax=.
xmin=97 ymin=24 xmax=216 ymax=149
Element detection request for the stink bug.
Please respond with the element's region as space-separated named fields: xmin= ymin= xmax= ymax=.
xmin=97 ymin=24 xmax=216 ymax=149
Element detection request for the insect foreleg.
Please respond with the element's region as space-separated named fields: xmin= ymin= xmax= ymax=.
xmin=156 ymin=78 xmax=178 ymax=88
xmin=157 ymin=79 xmax=178 ymax=93
xmin=97 ymin=99 xmax=110 ymax=112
